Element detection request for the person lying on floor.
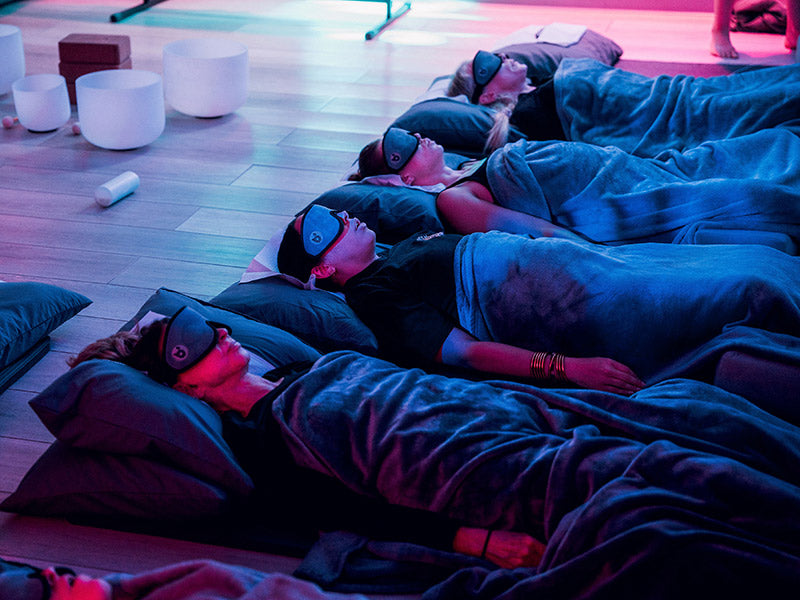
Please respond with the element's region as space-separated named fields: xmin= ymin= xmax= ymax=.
xmin=349 ymin=127 xmax=799 ymax=253
xmin=445 ymin=51 xmax=800 ymax=155
xmin=0 ymin=556 xmax=367 ymax=600
xmin=50 ymin=314 xmax=800 ymax=598
xmin=276 ymin=205 xmax=800 ymax=389
xmin=66 ymin=306 xmax=544 ymax=571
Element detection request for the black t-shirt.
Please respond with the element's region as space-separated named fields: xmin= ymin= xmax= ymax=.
xmin=510 ymin=79 xmax=567 ymax=141
xmin=221 ymin=365 xmax=461 ymax=549
xmin=343 ymin=232 xmax=461 ymax=367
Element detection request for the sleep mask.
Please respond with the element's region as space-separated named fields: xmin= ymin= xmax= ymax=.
xmin=470 ymin=50 xmax=503 ymax=103
xmin=300 ymin=204 xmax=347 ymax=258
xmin=382 ymin=127 xmax=419 ymax=172
xmin=163 ymin=306 xmax=231 ymax=373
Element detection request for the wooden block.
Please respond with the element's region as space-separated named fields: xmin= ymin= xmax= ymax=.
xmin=58 ymin=33 xmax=131 ymax=64
xmin=60 ymin=57 xmax=132 ymax=81
xmin=63 ymin=58 xmax=133 ymax=103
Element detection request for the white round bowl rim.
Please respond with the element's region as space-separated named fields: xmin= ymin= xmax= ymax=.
xmin=12 ymin=73 xmax=65 ymax=92
xmin=0 ymin=24 xmax=22 ymax=35
xmin=76 ymin=69 xmax=162 ymax=90
xmin=164 ymin=37 xmax=248 ymax=60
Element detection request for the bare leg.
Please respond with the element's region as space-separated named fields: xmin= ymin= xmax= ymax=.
xmin=786 ymin=0 xmax=799 ymax=50
xmin=711 ymin=0 xmax=739 ymax=58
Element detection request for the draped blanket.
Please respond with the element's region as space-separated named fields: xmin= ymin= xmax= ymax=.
xmin=453 ymin=232 xmax=800 ymax=383
xmin=485 ymin=131 xmax=800 ymax=247
xmin=554 ymin=58 xmax=800 ymax=156
xmin=272 ymin=351 xmax=800 ymax=599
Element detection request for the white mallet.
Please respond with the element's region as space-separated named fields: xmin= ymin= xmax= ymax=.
xmin=95 ymin=171 xmax=140 ymax=208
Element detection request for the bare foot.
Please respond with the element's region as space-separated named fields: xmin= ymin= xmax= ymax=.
xmin=711 ymin=30 xmax=739 ymax=58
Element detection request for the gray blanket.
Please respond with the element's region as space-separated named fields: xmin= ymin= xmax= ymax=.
xmin=485 ymin=130 xmax=800 ymax=248
xmin=453 ymin=232 xmax=800 ymax=383
xmin=271 ymin=351 xmax=800 ymax=598
xmin=554 ymin=58 xmax=800 ymax=156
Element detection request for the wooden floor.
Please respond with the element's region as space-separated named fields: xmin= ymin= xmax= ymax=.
xmin=0 ymin=0 xmax=795 ymax=588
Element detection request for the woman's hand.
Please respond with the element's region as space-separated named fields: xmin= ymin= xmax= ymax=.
xmin=564 ymin=357 xmax=645 ymax=395
xmin=453 ymin=527 xmax=545 ymax=569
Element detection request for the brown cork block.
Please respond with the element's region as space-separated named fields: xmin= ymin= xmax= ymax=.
xmin=63 ymin=58 xmax=133 ymax=104
xmin=58 ymin=33 xmax=131 ymax=65
xmin=60 ymin=57 xmax=132 ymax=82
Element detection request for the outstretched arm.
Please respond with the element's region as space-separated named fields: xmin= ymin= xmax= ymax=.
xmin=436 ymin=182 xmax=587 ymax=242
xmin=439 ymin=327 xmax=645 ymax=395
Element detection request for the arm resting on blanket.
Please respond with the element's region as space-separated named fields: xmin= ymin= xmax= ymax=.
xmin=440 ymin=327 xmax=645 ymax=394
xmin=436 ymin=182 xmax=586 ymax=242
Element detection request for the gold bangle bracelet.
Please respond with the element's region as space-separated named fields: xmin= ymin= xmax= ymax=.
xmin=529 ymin=351 xmax=548 ymax=379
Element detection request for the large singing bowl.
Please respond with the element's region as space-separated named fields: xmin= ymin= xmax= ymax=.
xmin=163 ymin=37 xmax=249 ymax=118
xmin=76 ymin=69 xmax=165 ymax=150
xmin=0 ymin=24 xmax=25 ymax=95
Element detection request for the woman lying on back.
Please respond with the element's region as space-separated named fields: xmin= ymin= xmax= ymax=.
xmin=350 ymin=126 xmax=799 ymax=252
xmin=445 ymin=50 xmax=800 ymax=155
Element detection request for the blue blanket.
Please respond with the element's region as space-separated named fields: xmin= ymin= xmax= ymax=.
xmin=272 ymin=351 xmax=800 ymax=599
xmin=453 ymin=232 xmax=800 ymax=383
xmin=554 ymin=58 xmax=800 ymax=156
xmin=485 ymin=131 xmax=800 ymax=248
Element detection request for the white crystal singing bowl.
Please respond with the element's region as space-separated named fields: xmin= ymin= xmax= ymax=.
xmin=12 ymin=74 xmax=71 ymax=133
xmin=0 ymin=24 xmax=25 ymax=95
xmin=76 ymin=69 xmax=165 ymax=150
xmin=163 ymin=37 xmax=249 ymax=118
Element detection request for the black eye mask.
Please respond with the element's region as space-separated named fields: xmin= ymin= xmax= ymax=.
xmin=382 ymin=127 xmax=420 ymax=172
xmin=300 ymin=204 xmax=346 ymax=258
xmin=470 ymin=50 xmax=502 ymax=104
xmin=162 ymin=306 xmax=229 ymax=374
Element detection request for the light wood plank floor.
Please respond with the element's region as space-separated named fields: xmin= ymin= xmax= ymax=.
xmin=0 ymin=0 xmax=795 ymax=588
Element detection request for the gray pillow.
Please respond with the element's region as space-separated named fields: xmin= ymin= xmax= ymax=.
xmin=29 ymin=358 xmax=255 ymax=496
xmin=1 ymin=440 xmax=231 ymax=519
xmin=212 ymin=278 xmax=378 ymax=355
xmin=0 ymin=281 xmax=91 ymax=369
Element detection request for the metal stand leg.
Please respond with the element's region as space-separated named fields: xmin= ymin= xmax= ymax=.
xmin=365 ymin=0 xmax=411 ymax=40
xmin=110 ymin=0 xmax=171 ymax=23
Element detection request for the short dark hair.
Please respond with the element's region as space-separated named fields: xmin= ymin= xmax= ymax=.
xmin=277 ymin=220 xmax=319 ymax=283
xmin=126 ymin=319 xmax=179 ymax=386
xmin=350 ymin=138 xmax=392 ymax=181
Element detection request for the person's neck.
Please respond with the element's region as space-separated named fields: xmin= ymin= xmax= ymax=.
xmin=436 ymin=166 xmax=463 ymax=187
xmin=215 ymin=373 xmax=281 ymax=417
xmin=333 ymin=252 xmax=380 ymax=286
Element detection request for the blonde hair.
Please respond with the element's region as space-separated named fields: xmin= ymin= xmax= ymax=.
xmin=447 ymin=60 xmax=519 ymax=154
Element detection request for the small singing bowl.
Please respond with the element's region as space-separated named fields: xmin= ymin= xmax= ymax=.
xmin=12 ymin=74 xmax=71 ymax=133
